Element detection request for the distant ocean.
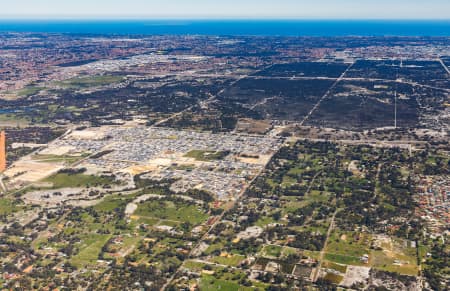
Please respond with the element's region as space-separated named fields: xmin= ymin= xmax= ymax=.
xmin=0 ymin=20 xmax=449 ymax=36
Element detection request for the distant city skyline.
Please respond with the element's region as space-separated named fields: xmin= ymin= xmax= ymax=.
xmin=1 ymin=0 xmax=450 ymax=19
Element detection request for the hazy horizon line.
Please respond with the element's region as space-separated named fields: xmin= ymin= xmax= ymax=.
xmin=1 ymin=17 xmax=450 ymax=21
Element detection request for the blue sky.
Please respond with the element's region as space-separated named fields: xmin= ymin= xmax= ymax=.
xmin=1 ymin=0 xmax=449 ymax=19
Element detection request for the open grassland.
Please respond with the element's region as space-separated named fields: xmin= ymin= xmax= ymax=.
xmin=200 ymin=275 xmax=243 ymax=291
xmin=370 ymin=236 xmax=419 ymax=276
xmin=326 ymin=231 xmax=371 ymax=259
xmin=211 ymin=254 xmax=245 ymax=267
xmin=4 ymin=86 xmax=45 ymax=98
xmin=44 ymin=172 xmax=116 ymax=189
xmin=199 ymin=270 xmax=268 ymax=291
xmin=0 ymin=198 xmax=21 ymax=215
xmin=32 ymin=154 xmax=87 ymax=164
xmin=93 ymin=193 xmax=135 ymax=213
xmin=325 ymin=231 xmax=371 ymax=266
xmin=324 ymin=253 xmax=367 ymax=266
xmin=324 ymin=230 xmax=419 ymax=276
xmin=322 ymin=261 xmax=348 ymax=273
xmin=134 ymin=199 xmax=208 ymax=226
xmin=17 ymin=86 xmax=45 ymax=97
xmin=371 ymin=250 xmax=419 ymax=276
xmin=263 ymin=245 xmax=283 ymax=258
xmin=71 ymin=234 xmax=112 ymax=268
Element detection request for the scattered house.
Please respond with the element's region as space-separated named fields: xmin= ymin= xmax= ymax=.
xmin=202 ymin=270 xmax=215 ymax=275
xmin=22 ymin=265 xmax=33 ymax=274
xmin=265 ymin=261 xmax=281 ymax=273
xmin=360 ymin=254 xmax=369 ymax=264
xmin=3 ymin=273 xmax=20 ymax=280
xmin=191 ymin=225 xmax=203 ymax=236
xmin=237 ymin=226 xmax=263 ymax=240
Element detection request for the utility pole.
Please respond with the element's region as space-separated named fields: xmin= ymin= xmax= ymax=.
xmin=394 ymin=90 xmax=398 ymax=129
xmin=0 ymin=130 xmax=6 ymax=193
xmin=394 ymin=69 xmax=399 ymax=130
xmin=0 ymin=130 xmax=6 ymax=172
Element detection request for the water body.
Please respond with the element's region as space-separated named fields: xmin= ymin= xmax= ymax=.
xmin=0 ymin=20 xmax=449 ymax=36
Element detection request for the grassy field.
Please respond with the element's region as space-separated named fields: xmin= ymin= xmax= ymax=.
xmin=71 ymin=234 xmax=111 ymax=268
xmin=136 ymin=216 xmax=160 ymax=225
xmin=255 ymin=216 xmax=277 ymax=227
xmin=282 ymin=190 xmax=333 ymax=216
xmin=32 ymin=154 xmax=87 ymax=164
xmin=44 ymin=173 xmax=115 ymax=189
xmin=199 ymin=274 xmax=259 ymax=291
xmin=0 ymin=198 xmax=20 ymax=215
xmin=371 ymin=250 xmax=419 ymax=276
xmin=55 ymin=75 xmax=124 ymax=89
xmin=185 ymin=150 xmax=230 ymax=161
xmin=263 ymin=245 xmax=283 ymax=258
xmin=324 ymin=253 xmax=366 ymax=266
xmin=205 ymin=241 xmax=226 ymax=255
xmin=306 ymin=190 xmax=333 ymax=203
xmin=291 ymin=222 xmax=330 ymax=236
xmin=369 ymin=236 xmax=419 ymax=276
xmin=134 ymin=199 xmax=208 ymax=225
xmin=282 ymin=246 xmax=299 ymax=257
xmin=93 ymin=193 xmax=134 ymax=213
xmin=0 ymin=113 xmax=29 ymax=126
xmin=303 ymin=250 xmax=321 ymax=260
xmin=211 ymin=254 xmax=245 ymax=267
xmin=326 ymin=231 xmax=371 ymax=258
xmin=323 ymin=261 xmax=348 ymax=273
xmin=200 ymin=275 xmax=242 ymax=291
xmin=281 ymin=175 xmax=297 ymax=187
xmin=105 ymin=236 xmax=141 ymax=262
xmin=17 ymin=86 xmax=45 ymax=97
xmin=323 ymin=272 xmax=344 ymax=284
xmin=183 ymin=260 xmax=207 ymax=272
